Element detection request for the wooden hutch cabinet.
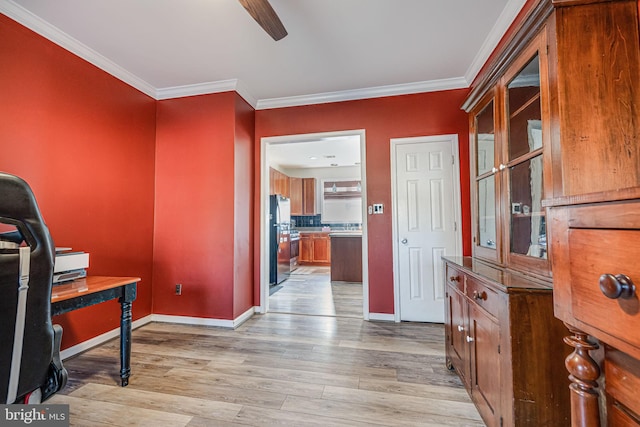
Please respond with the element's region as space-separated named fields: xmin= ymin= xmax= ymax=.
xmin=446 ymin=0 xmax=640 ymax=426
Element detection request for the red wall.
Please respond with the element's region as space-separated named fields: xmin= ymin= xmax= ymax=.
xmin=233 ymin=95 xmax=256 ymax=318
xmin=0 ymin=15 xmax=157 ymax=348
xmin=154 ymin=92 xmax=254 ymax=320
xmin=255 ymin=90 xmax=471 ymax=314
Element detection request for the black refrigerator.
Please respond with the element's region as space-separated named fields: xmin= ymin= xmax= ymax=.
xmin=269 ymin=194 xmax=291 ymax=285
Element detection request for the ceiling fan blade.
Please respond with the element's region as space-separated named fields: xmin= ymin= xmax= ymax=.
xmin=238 ymin=0 xmax=288 ymax=41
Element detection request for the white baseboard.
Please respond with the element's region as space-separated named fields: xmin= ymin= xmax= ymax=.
xmin=368 ymin=313 xmax=396 ymax=322
xmin=151 ymin=306 xmax=256 ymax=329
xmin=232 ymin=306 xmax=257 ymax=328
xmin=60 ymin=315 xmax=153 ymax=360
xmin=59 ymin=307 xmax=257 ymax=360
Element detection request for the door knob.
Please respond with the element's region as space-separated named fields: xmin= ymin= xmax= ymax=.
xmin=466 ymin=336 xmax=474 ymax=343
xmin=457 ymin=325 xmax=464 ymax=332
xmin=401 ymin=238 xmax=408 ymax=244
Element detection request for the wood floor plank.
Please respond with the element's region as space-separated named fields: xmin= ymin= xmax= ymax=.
xmin=280 ymin=395 xmax=484 ymax=427
xmin=202 ymin=360 xmax=361 ymax=388
xmin=166 ymin=367 xmax=326 ymax=399
xmin=69 ymin=383 xmax=242 ymax=422
xmin=357 ymin=377 xmax=471 ymax=402
xmin=322 ymin=385 xmax=483 ymax=422
xmin=48 ymin=394 xmax=193 ymax=426
xmin=128 ymin=374 xmax=288 ymax=410
xmin=233 ymin=404 xmax=375 ymax=427
xmin=240 ymin=353 xmax=399 ymax=380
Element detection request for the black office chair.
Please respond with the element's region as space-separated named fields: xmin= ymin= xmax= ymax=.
xmin=0 ymin=172 xmax=67 ymax=403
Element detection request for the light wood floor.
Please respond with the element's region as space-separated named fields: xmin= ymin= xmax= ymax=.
xmin=269 ymin=267 xmax=363 ymax=318
xmin=49 ymin=314 xmax=484 ymax=426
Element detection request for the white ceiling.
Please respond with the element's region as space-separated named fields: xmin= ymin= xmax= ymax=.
xmin=268 ymin=135 xmax=361 ymax=169
xmin=1 ymin=0 xmax=525 ymax=109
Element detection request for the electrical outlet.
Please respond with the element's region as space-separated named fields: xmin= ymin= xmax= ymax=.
xmin=175 ymin=284 xmax=182 ymax=295
xmin=373 ymin=204 xmax=384 ymax=214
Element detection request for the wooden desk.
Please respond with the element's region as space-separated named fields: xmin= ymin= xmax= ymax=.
xmin=51 ymin=276 xmax=140 ymax=386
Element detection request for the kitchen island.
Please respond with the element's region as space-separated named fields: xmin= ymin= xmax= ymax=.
xmin=329 ymin=232 xmax=362 ymax=282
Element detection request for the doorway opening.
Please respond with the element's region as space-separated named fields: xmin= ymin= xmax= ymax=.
xmin=260 ymin=130 xmax=368 ymax=319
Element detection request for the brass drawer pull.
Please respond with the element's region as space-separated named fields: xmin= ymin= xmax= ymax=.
xmin=599 ymin=274 xmax=636 ymax=300
xmin=472 ymin=290 xmax=487 ymax=301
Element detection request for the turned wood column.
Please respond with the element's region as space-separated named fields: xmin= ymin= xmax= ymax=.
xmin=563 ymin=323 xmax=601 ymax=427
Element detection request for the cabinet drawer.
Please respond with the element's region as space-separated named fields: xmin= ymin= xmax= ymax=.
xmin=466 ymin=277 xmax=500 ymax=317
xmin=606 ymin=349 xmax=640 ymax=421
xmin=609 ymin=403 xmax=640 ymax=427
xmin=568 ymin=229 xmax=640 ymax=349
xmin=446 ymin=264 xmax=465 ymax=293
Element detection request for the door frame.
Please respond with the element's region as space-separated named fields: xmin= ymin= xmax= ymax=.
xmin=390 ymin=134 xmax=463 ymax=322
xmin=259 ymin=129 xmax=369 ymax=319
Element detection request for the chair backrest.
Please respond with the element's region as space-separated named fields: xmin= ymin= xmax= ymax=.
xmin=0 ymin=172 xmax=55 ymax=403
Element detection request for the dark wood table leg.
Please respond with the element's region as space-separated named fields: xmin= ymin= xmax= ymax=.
xmin=563 ymin=323 xmax=601 ymax=427
xmin=119 ymin=299 xmax=132 ymax=386
xmin=118 ymin=283 xmax=136 ymax=387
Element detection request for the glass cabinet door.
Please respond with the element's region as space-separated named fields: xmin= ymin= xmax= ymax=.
xmin=472 ymin=98 xmax=501 ymax=263
xmin=504 ymin=51 xmax=548 ymax=266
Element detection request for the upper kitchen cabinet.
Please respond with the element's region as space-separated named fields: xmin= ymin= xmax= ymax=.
xmin=302 ymin=178 xmax=317 ymax=215
xmin=269 ymin=167 xmax=290 ymax=198
xmin=290 ymin=177 xmax=303 ymax=215
xmin=469 ymin=29 xmax=550 ymax=277
xmin=288 ymin=177 xmax=317 ymax=216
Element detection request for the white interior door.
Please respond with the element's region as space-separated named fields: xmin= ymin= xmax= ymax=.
xmin=393 ymin=136 xmax=460 ymax=322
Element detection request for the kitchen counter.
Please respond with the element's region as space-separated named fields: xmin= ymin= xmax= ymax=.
xmin=328 ymin=231 xmax=362 ymax=237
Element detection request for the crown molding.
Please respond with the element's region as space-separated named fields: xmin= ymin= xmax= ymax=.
xmin=155 ymin=79 xmax=258 ymax=107
xmin=155 ymin=80 xmax=239 ymax=100
xmin=464 ymin=0 xmax=528 ymax=85
xmin=255 ymin=77 xmax=469 ymax=110
xmin=0 ymin=0 xmax=156 ymax=98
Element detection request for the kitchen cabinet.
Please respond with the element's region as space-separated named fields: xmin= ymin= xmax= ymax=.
xmin=269 ymin=167 xmax=290 ymax=198
xmin=288 ymin=177 xmax=315 ymax=216
xmin=444 ymin=257 xmax=569 ymax=427
xmin=302 ymin=178 xmax=316 ymax=215
xmin=290 ymin=177 xmax=303 ymax=215
xmin=299 ymin=232 xmax=330 ymax=266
